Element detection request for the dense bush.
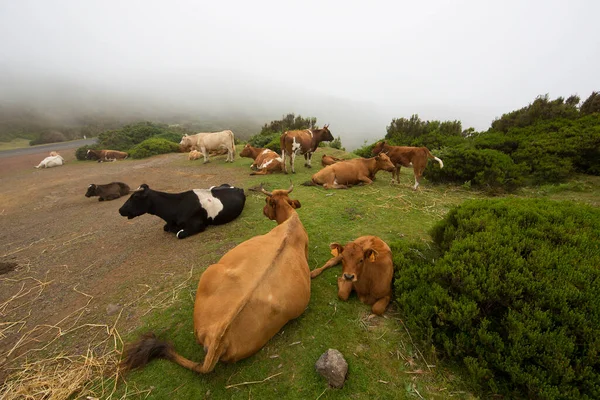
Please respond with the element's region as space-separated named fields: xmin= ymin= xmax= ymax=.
xmin=128 ymin=138 xmax=181 ymax=159
xmin=29 ymin=130 xmax=67 ymax=145
xmin=97 ymin=121 xmax=169 ymax=151
xmin=394 ymin=198 xmax=600 ymax=399
xmin=385 ymin=114 xmax=464 ymax=149
xmin=248 ymin=132 xmax=280 ymax=150
xmin=424 ymin=146 xmax=527 ymax=192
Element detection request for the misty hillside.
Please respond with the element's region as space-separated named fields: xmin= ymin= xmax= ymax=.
xmin=0 ymin=69 xmax=392 ymax=150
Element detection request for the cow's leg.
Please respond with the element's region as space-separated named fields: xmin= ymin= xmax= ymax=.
xmin=371 ymin=296 xmax=391 ymax=316
xmin=291 ymin=151 xmax=297 ymax=173
xmin=337 ymin=277 xmax=353 ymax=301
xmin=392 ymin=166 xmax=401 ymax=183
xmin=98 ymin=197 xmax=105 ymax=202
xmin=164 ymin=222 xmax=179 ymax=233
xmin=304 ymin=152 xmax=312 ymax=168
xmin=413 ymin=171 xmax=422 ymax=190
xmin=357 ymin=176 xmax=374 ymax=185
xmin=281 ymin=150 xmax=288 ymax=174
xmin=104 ymin=193 xmax=121 ymax=201
xmin=176 ymin=219 xmax=207 ymax=239
xmin=310 ymin=255 xmax=342 ymax=278
xmin=202 ymin=147 xmax=209 ymax=164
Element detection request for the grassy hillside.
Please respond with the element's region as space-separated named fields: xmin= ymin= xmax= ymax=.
xmin=103 ymin=148 xmax=599 ymax=399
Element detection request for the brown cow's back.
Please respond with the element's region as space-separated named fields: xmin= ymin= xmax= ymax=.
xmin=193 ymin=213 xmax=310 ymax=363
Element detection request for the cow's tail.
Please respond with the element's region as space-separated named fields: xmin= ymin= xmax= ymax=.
xmin=120 ymin=332 xmax=218 ymax=374
xmin=426 ymin=149 xmax=444 ymax=169
xmin=229 ymin=131 xmax=236 ymax=157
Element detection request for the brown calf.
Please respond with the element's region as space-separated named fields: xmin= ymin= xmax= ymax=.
xmin=120 ymin=184 xmax=310 ymax=375
xmin=308 ymin=153 xmax=395 ymax=189
xmin=85 ymin=182 xmax=130 ymax=201
xmin=310 ymin=236 xmax=393 ymax=315
xmin=372 ymin=141 xmax=443 ymax=190
xmin=280 ymin=125 xmax=334 ymax=173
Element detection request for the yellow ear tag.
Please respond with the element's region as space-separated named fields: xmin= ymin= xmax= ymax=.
xmin=331 ymin=248 xmax=339 ymax=257
xmin=368 ymin=253 xmax=376 ymax=262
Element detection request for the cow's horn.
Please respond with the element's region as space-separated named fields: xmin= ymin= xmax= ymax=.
xmin=133 ymin=186 xmax=145 ymax=192
xmin=259 ymin=184 xmax=273 ymax=197
xmin=286 ymin=180 xmax=294 ymax=194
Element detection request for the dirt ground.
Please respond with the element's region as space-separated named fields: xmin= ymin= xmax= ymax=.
xmin=0 ymin=148 xmax=245 ymax=382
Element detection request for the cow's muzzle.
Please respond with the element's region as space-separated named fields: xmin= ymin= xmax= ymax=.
xmin=343 ymin=273 xmax=356 ymax=282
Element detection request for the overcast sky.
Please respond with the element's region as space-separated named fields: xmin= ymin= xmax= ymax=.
xmin=1 ymin=0 xmax=598 ymax=136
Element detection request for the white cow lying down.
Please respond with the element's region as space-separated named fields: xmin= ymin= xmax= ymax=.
xmin=35 ymin=155 xmax=65 ymax=169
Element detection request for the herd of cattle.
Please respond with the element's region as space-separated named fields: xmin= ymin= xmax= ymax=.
xmin=33 ymin=126 xmax=444 ymax=378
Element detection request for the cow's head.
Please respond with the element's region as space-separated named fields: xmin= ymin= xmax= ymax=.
xmin=318 ymin=124 xmax=334 ymax=142
xmin=119 ymin=184 xmax=151 ymax=219
xmin=259 ymin=183 xmax=301 ymax=224
xmin=371 ymin=141 xmax=386 ymax=156
xmin=240 ymin=144 xmax=253 ymax=158
xmin=85 ymin=149 xmax=96 ymax=160
xmin=179 ymin=135 xmax=193 ymax=151
xmin=85 ymin=184 xmax=97 ymax=197
xmin=330 ymin=242 xmax=379 ymax=282
xmin=375 ymin=153 xmax=396 ymax=172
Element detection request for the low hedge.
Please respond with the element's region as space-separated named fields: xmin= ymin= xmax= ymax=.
xmin=424 ymin=146 xmax=527 ymax=193
xmin=128 ymin=138 xmax=181 ymax=159
xmin=393 ymin=198 xmax=600 ymax=399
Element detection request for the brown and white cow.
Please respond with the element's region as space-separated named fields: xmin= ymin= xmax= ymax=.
xmin=321 ymin=154 xmax=344 ymax=167
xmin=180 ymin=130 xmax=235 ymax=163
xmin=280 ymin=125 xmax=334 ymax=173
xmin=307 ymin=153 xmax=395 ymax=189
xmin=372 ymin=141 xmax=444 ymax=190
xmin=86 ymin=149 xmax=129 ymax=162
xmin=310 ymin=236 xmax=393 ymax=315
xmin=240 ymin=144 xmax=283 ymax=175
xmin=120 ymin=183 xmax=310 ymax=374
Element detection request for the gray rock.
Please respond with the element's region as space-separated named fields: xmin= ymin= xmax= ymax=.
xmin=315 ymin=348 xmax=348 ymax=388
xmin=106 ymin=303 xmax=121 ymax=316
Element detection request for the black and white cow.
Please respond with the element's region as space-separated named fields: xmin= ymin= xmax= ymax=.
xmin=118 ymin=183 xmax=246 ymax=239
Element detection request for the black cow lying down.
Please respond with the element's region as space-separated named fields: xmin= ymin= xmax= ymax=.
xmin=85 ymin=182 xmax=130 ymax=201
xmin=119 ymin=183 xmax=246 ymax=239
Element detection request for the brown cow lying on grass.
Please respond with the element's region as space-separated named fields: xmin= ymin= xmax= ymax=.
xmin=310 ymin=236 xmax=393 ymax=315
xmin=305 ymin=153 xmax=395 ymax=189
xmin=85 ymin=182 xmax=130 ymax=201
xmin=86 ymin=149 xmax=129 ymax=162
xmin=120 ymin=183 xmax=310 ymax=374
xmin=239 ymin=144 xmax=283 ymax=175
xmin=372 ymin=141 xmax=443 ymax=190
xmin=321 ymin=154 xmax=344 ymax=167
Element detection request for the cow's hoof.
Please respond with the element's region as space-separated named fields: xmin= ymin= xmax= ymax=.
xmin=176 ymin=229 xmax=188 ymax=239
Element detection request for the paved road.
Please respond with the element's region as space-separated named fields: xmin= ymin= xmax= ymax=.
xmin=0 ymin=138 xmax=97 ymax=159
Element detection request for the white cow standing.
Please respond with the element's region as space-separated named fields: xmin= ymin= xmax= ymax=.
xmin=35 ymin=154 xmax=65 ymax=169
xmin=179 ymin=130 xmax=236 ymax=163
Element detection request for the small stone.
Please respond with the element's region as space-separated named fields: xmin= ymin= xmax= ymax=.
xmin=315 ymin=348 xmax=348 ymax=388
xmin=106 ymin=303 xmax=121 ymax=316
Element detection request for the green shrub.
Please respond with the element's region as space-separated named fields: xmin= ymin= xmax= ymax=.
xmin=154 ymin=131 xmax=183 ymax=144
xmin=248 ymin=132 xmax=280 ymax=149
xmin=394 ymin=198 xmax=600 ymax=399
xmin=128 ymin=138 xmax=181 ymax=159
xmin=97 ymin=121 xmax=179 ymax=151
xmin=29 ymin=130 xmax=67 ymax=145
xmin=424 ymin=146 xmax=527 ymax=192
xmin=353 ymin=141 xmax=377 ymax=158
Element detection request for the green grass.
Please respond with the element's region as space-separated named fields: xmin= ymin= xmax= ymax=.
xmin=0 ymin=138 xmax=31 ymax=150
xmin=113 ymin=147 xmax=600 ymax=399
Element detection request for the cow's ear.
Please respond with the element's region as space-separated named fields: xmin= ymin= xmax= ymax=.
xmin=364 ymin=248 xmax=379 ymax=262
xmin=290 ymin=199 xmax=301 ymax=209
xmin=330 ymin=243 xmax=343 ymax=257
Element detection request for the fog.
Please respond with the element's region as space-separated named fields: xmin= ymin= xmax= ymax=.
xmin=1 ymin=0 xmax=598 ymax=149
